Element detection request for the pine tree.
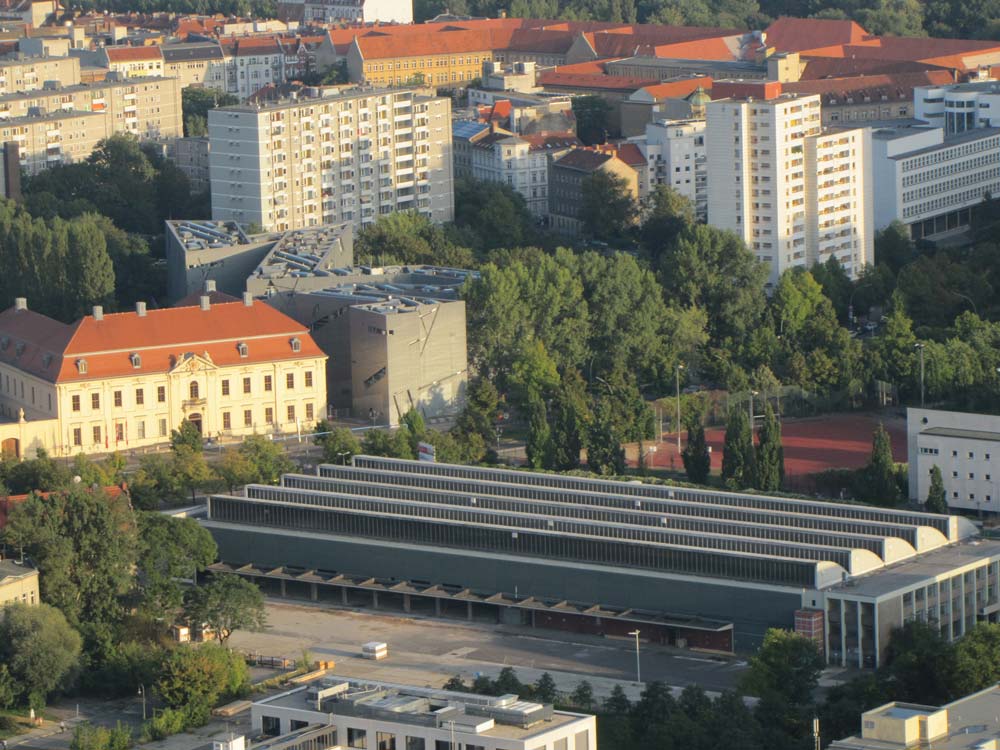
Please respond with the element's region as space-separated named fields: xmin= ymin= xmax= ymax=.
xmin=588 ymin=398 xmax=626 ymax=476
xmin=721 ymin=405 xmax=754 ymax=489
xmin=864 ymin=423 xmax=901 ymax=506
xmin=926 ymin=464 xmax=948 ymax=514
xmin=753 ymin=403 xmax=784 ymax=492
xmin=549 ymin=370 xmax=590 ymax=470
xmin=681 ymin=415 xmax=711 ymax=484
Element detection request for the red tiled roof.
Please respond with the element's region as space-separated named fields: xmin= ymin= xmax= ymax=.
xmin=353 ymin=27 xmax=514 ymax=57
xmin=640 ymin=76 xmax=712 ymax=99
xmin=0 ymin=300 xmax=324 ymax=384
xmin=764 ymin=16 xmax=868 ymax=53
xmin=612 ymin=142 xmax=645 ymax=166
xmin=539 ymin=60 xmax=655 ymax=91
xmin=782 ymin=69 xmax=955 ymax=101
xmin=553 ymin=147 xmax=616 ymax=171
xmin=799 ymin=57 xmax=949 ymax=79
xmin=233 ymin=36 xmax=282 ymax=55
xmin=651 ymin=36 xmax=736 ymax=60
xmin=521 ymin=132 xmax=582 ymax=150
xmin=105 ymin=45 xmax=163 ymax=62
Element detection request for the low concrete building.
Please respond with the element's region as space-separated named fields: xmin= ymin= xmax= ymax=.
xmin=171 ymin=136 xmax=211 ymax=192
xmin=830 ymin=685 xmax=1000 ymax=749
xmin=266 ymin=266 xmax=471 ymax=426
xmin=252 ymin=677 xmax=596 ymax=750
xmin=0 ymin=559 xmax=38 ymax=607
xmin=907 ymin=408 xmax=1000 ymax=514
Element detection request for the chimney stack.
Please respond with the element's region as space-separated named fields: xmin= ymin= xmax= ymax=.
xmin=136 ymin=301 xmax=147 ymax=317
xmin=92 ymin=305 xmax=103 ymax=321
xmin=200 ymin=295 xmax=210 ymax=311
xmin=14 ymin=297 xmax=26 ymax=311
xmin=243 ymin=292 xmax=253 ymax=307
xmin=205 ymin=279 xmax=217 ymax=293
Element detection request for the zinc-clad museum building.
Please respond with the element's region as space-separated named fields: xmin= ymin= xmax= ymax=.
xmin=201 ymin=456 xmax=1000 ymax=666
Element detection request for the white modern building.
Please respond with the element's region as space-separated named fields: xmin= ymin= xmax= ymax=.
xmin=642 ymin=117 xmax=707 ymax=221
xmin=908 ymin=408 xmax=1000 ymax=514
xmin=209 ymin=87 xmax=454 ymax=233
xmin=706 ymin=86 xmax=873 ymax=286
xmin=871 ymin=123 xmax=1000 ymax=239
xmin=251 ymin=678 xmax=596 ymax=750
xmin=913 ymin=79 xmax=1000 ymax=136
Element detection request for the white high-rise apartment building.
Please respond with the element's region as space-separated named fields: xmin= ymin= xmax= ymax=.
xmin=209 ymin=87 xmax=453 ymax=233
xmin=643 ymin=118 xmax=707 ymax=221
xmin=706 ymin=86 xmax=872 ymax=286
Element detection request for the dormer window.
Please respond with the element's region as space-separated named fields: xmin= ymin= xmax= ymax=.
xmin=237 ymin=342 xmax=249 ymax=358
xmin=290 ymin=337 xmax=301 ymax=353
xmin=76 ymin=358 xmax=88 ymax=374
xmin=130 ymin=353 xmax=141 ymax=369
xmin=42 ymin=353 xmax=52 ymax=369
xmin=0 ymin=336 xmax=8 ymax=351
xmin=14 ymin=342 xmax=24 ymax=357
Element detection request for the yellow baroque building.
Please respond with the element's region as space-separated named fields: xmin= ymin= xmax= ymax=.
xmin=0 ymin=294 xmax=327 ymax=459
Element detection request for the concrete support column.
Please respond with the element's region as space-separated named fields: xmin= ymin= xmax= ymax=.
xmin=839 ymin=600 xmax=847 ymax=668
xmin=403 ymin=594 xmax=411 ymax=612
xmin=856 ymin=602 xmax=863 ymax=669
xmin=341 ymin=586 xmax=348 ymax=605
xmin=373 ymin=591 xmax=379 ymax=609
xmin=280 ymin=579 xmax=286 ymax=597
xmin=310 ymin=583 xmax=318 ymax=602
xmin=530 ymin=610 xmax=536 ymax=628
xmin=434 ymin=598 xmax=441 ymax=617
xmin=466 ymin=601 xmax=473 ymax=621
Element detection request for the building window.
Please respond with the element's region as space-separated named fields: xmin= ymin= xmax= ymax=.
xmin=136 ymin=388 xmax=144 ymax=405
xmin=93 ymin=425 xmax=102 ymax=445
xmin=377 ymin=733 xmax=395 ymax=750
xmin=265 ymin=407 xmax=273 ymax=424
xmin=264 ymin=375 xmax=273 ymax=392
xmin=158 ymin=386 xmax=166 ymax=403
xmin=72 ymin=427 xmax=82 ymax=446
xmin=223 ymin=412 xmax=231 ymax=430
xmin=115 ymin=423 xmax=124 ymax=442
xmin=76 ymin=358 xmax=88 ymax=374
xmin=159 ymin=418 xmax=167 ymax=437
xmin=190 ymin=381 xmax=200 ymax=399
xmin=72 ymin=395 xmax=80 ymax=412
xmin=92 ymin=393 xmax=100 ymax=409
xmin=348 ymin=729 xmax=367 ymax=749
xmin=306 ymin=403 xmax=314 ymax=421
xmin=287 ymin=404 xmax=295 ymax=422
xmin=405 ymin=739 xmax=424 ymax=750
xmin=243 ymin=377 xmax=252 ymax=394
xmin=305 ymin=371 xmax=313 ymax=388
xmin=970 ymin=452 xmax=975 ymax=459
xmin=130 ymin=353 xmax=141 ymax=369
xmin=244 ymin=409 xmax=253 ymax=427
xmin=286 ymin=373 xmax=295 ymax=390
xmin=137 ymin=421 xmax=146 ymax=440
xmin=114 ymin=390 xmax=123 ymax=408
xmin=290 ymin=337 xmax=301 ymax=353
xmin=222 ymin=379 xmax=230 ymax=396
xmin=237 ymin=342 xmax=249 ymax=358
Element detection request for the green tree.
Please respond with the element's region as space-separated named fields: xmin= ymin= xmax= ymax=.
xmin=171 ymin=420 xmax=203 ymax=453
xmin=129 ymin=453 xmax=182 ymax=509
xmin=549 ymin=369 xmax=590 ymax=470
xmin=954 ymin=622 xmax=1000 ymax=695
xmin=569 ymin=680 xmax=594 ymax=710
xmin=882 ymin=621 xmax=959 ymax=704
xmin=182 ymin=87 xmax=238 ymax=137
xmin=65 ymin=217 xmax=115 ymax=319
xmin=0 ymin=603 xmax=82 ymax=706
xmin=534 ymin=673 xmax=558 ymax=704
xmin=314 ymin=422 xmax=362 ymax=464
xmin=587 ymin=398 xmax=626 ymax=475
xmin=453 ymin=178 xmax=537 ymax=250
xmin=681 ymin=414 xmax=711 ymax=484
xmin=753 ymin=403 xmax=784 ymax=492
xmin=183 ymin=574 xmax=266 ymax=645
xmin=0 ymin=664 xmax=15 ymax=709
xmin=400 ymin=408 xmax=428 ymax=456
xmin=862 ymin=424 xmax=901 ymax=506
xmin=155 ymin=643 xmax=248 ymax=724
xmin=137 ymin=513 xmax=217 ymax=613
xmin=215 ymin=448 xmax=257 ymax=492
xmin=70 ymin=722 xmax=132 ymax=750
xmin=454 ymin=377 xmax=500 ymax=449
xmin=604 ymin=683 xmax=631 ymax=713
xmin=4 ymin=486 xmax=138 ymax=631
xmin=580 ymin=170 xmax=637 ymax=242
xmin=355 ymin=211 xmax=472 ymax=267
xmin=172 ymin=444 xmax=213 ymax=502
xmin=361 ymin=428 xmax=414 ymax=459
xmin=640 ymin=184 xmax=696 ymax=257
xmin=494 ymin=667 xmax=524 ymax=695
xmin=525 ymin=391 xmax=555 ymax=469
xmin=721 ymin=406 xmax=754 ymax=489
xmin=925 ymin=464 xmax=948 ymax=514
xmin=238 ymin=434 xmax=295 ymax=484
xmin=572 ymin=95 xmax=612 ymax=145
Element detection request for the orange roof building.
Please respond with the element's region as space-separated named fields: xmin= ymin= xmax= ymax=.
xmin=0 ymin=296 xmax=327 ymax=459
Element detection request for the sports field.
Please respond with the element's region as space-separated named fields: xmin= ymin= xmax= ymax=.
xmin=630 ymin=412 xmax=907 ymax=480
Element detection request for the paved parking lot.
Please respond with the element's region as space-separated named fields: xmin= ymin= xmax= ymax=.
xmin=229 ymin=600 xmax=748 ymax=700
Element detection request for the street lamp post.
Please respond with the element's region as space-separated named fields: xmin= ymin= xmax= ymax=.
xmin=675 ymin=364 xmax=684 ymax=455
xmin=914 ymin=343 xmax=926 ymax=408
xmin=336 ymin=450 xmax=350 ymax=465
xmin=749 ymin=390 xmax=759 ymax=425
xmin=138 ymin=684 xmax=147 ymax=721
xmin=627 ymin=629 xmax=641 ymax=683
